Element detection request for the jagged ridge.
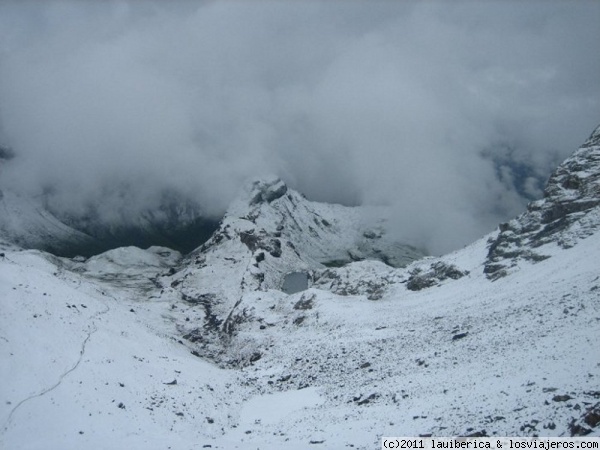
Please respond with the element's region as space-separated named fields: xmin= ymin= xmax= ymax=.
xmin=485 ymin=124 xmax=600 ymax=279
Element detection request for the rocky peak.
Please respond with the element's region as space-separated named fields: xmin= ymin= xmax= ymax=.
xmin=164 ymin=177 xmax=424 ymax=363
xmin=485 ymin=124 xmax=600 ymax=279
xmin=248 ymin=176 xmax=288 ymax=205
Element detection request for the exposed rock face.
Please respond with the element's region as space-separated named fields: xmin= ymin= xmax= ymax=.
xmin=312 ymin=260 xmax=403 ymax=300
xmin=485 ymin=125 xmax=600 ymax=279
xmin=249 ymin=177 xmax=288 ymax=205
xmin=407 ymin=262 xmax=469 ymax=291
xmin=569 ymin=402 xmax=600 ymax=436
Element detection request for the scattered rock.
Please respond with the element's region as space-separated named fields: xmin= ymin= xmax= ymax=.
xmin=569 ymin=420 xmax=592 ymax=437
xmin=583 ymin=403 xmax=600 ymax=428
xmin=462 ymin=430 xmax=488 ymax=437
xmin=293 ymin=316 xmax=305 ymax=326
xmin=249 ymin=178 xmax=288 ymax=205
xmin=293 ymin=294 xmax=314 ymax=310
xmin=407 ymin=262 xmax=468 ymax=291
xmin=355 ymin=393 xmax=379 ymax=406
xmin=485 ymin=126 xmax=600 ymax=278
xmin=249 ymin=352 xmax=262 ymax=363
xmin=452 ymin=332 xmax=469 ymax=341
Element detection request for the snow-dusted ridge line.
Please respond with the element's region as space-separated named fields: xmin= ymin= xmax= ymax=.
xmin=485 ymin=124 xmax=600 ymax=279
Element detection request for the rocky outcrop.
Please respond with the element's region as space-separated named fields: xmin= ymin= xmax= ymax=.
xmin=568 ymin=401 xmax=600 ymax=436
xmin=312 ymin=260 xmax=403 ymax=300
xmin=249 ymin=178 xmax=288 ymax=205
xmin=485 ymin=124 xmax=600 ymax=279
xmin=407 ymin=261 xmax=469 ymax=291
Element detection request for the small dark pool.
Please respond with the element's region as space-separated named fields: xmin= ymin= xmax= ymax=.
xmin=282 ymin=271 xmax=309 ymax=294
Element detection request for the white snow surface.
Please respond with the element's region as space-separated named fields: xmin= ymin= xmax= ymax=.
xmin=1 ymin=216 xmax=599 ymax=449
xmin=0 ymin=189 xmax=95 ymax=253
xmin=2 ymin=135 xmax=600 ymax=449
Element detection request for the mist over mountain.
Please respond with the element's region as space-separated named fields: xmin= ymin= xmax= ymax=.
xmin=1 ymin=1 xmax=599 ymax=255
xmin=3 ymin=3 xmax=600 ymax=446
xmin=2 ymin=122 xmax=600 ymax=447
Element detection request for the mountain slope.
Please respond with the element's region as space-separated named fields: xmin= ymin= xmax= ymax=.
xmin=0 ymin=189 xmax=101 ymax=256
xmin=0 ymin=187 xmax=219 ymax=257
xmin=1 ymin=204 xmax=598 ymax=449
xmin=160 ymin=176 xmax=424 ymax=362
xmin=485 ymin=124 xmax=600 ymax=279
xmin=1 ymin=126 xmax=600 ymax=449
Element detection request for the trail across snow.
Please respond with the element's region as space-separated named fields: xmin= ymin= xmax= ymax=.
xmin=3 ymin=299 xmax=109 ymax=433
xmin=0 ymin=227 xmax=598 ymax=449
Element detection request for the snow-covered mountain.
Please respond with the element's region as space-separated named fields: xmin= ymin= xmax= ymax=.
xmin=1 ymin=126 xmax=600 ymax=449
xmin=0 ymin=189 xmax=101 ymax=256
xmin=485 ymin=124 xmax=600 ymax=279
xmin=160 ymin=176 xmax=424 ymax=362
xmin=0 ymin=187 xmax=219 ymax=257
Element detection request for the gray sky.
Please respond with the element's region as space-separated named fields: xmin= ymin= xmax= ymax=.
xmin=1 ymin=0 xmax=599 ymax=254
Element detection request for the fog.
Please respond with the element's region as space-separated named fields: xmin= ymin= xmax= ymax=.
xmin=1 ymin=1 xmax=599 ymax=254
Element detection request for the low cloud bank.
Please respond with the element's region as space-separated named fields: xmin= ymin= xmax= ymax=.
xmin=1 ymin=1 xmax=599 ymax=254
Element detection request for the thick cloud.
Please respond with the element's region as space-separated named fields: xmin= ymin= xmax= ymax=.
xmin=0 ymin=1 xmax=599 ymax=254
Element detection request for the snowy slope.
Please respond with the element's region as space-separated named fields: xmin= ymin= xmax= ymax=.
xmin=486 ymin=124 xmax=600 ymax=279
xmin=1 ymin=208 xmax=598 ymax=449
xmin=0 ymin=249 xmax=242 ymax=450
xmin=2 ymin=127 xmax=600 ymax=449
xmin=0 ymin=189 xmax=99 ymax=256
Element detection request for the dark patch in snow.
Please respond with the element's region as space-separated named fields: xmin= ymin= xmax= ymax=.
xmin=293 ymin=294 xmax=314 ymax=310
xmin=284 ymin=272 xmax=310 ymax=295
xmin=407 ymin=262 xmax=469 ymax=291
xmin=452 ymin=332 xmax=469 ymax=341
